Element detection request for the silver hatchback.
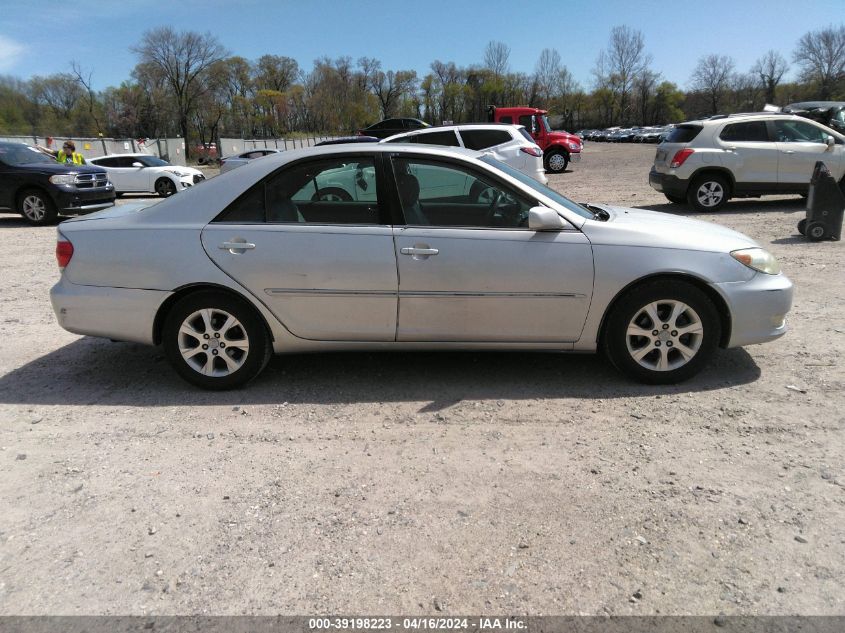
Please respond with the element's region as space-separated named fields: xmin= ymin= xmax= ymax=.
xmin=51 ymin=144 xmax=792 ymax=389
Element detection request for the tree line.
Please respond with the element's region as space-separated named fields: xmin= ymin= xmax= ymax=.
xmin=0 ymin=24 xmax=843 ymax=158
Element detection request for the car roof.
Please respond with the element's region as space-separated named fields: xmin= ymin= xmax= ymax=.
xmin=381 ymin=123 xmax=528 ymax=143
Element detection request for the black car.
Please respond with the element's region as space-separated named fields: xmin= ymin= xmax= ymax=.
xmin=356 ymin=118 xmax=430 ymax=140
xmin=0 ymin=142 xmax=115 ymax=226
xmin=315 ymin=135 xmax=380 ymax=146
xmin=783 ymin=101 xmax=845 ymax=134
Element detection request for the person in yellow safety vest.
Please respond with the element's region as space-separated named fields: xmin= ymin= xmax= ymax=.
xmin=36 ymin=140 xmax=86 ymax=165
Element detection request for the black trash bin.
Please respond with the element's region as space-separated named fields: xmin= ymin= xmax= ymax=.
xmin=798 ymin=161 xmax=844 ymax=241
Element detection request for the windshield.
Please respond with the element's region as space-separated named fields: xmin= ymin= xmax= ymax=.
xmin=0 ymin=145 xmax=55 ymax=166
xmin=139 ymin=156 xmax=169 ymax=167
xmin=540 ymin=115 xmax=552 ymax=134
xmin=479 ymin=155 xmax=592 ymax=219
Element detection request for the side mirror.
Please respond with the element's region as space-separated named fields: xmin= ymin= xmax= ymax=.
xmin=132 ymin=162 xmax=144 ymax=168
xmin=528 ymin=206 xmax=565 ymax=231
xmin=826 ymin=136 xmax=835 ymax=150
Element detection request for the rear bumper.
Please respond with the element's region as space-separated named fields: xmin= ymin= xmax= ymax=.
xmin=50 ymin=277 xmax=168 ymax=345
xmin=648 ymin=168 xmax=688 ymax=197
xmin=714 ymin=273 xmax=793 ymax=348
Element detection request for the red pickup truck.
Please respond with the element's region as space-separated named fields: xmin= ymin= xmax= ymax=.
xmin=487 ymin=106 xmax=582 ymax=173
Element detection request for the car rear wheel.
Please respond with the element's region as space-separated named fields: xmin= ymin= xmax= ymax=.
xmin=544 ymin=151 xmax=569 ymax=173
xmin=688 ymin=174 xmax=729 ymax=212
xmin=18 ymin=189 xmax=58 ymax=226
xmin=163 ymin=291 xmax=271 ymax=390
xmin=604 ymin=280 xmax=720 ymax=384
xmin=155 ymin=178 xmax=177 ymax=197
xmin=664 ymin=193 xmax=687 ymax=205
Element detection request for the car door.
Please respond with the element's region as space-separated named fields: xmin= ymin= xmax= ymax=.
xmin=717 ymin=121 xmax=778 ymax=191
xmin=389 ymin=155 xmax=594 ymax=342
xmin=201 ymin=153 xmax=399 ymax=341
xmin=774 ymin=119 xmax=845 ymax=187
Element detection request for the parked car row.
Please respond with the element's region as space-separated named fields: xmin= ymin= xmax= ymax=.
xmin=580 ymin=126 xmax=671 ymax=143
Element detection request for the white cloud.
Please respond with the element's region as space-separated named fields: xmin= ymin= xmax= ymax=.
xmin=0 ymin=35 xmax=25 ymax=72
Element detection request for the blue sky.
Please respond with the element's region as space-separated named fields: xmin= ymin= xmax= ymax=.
xmin=0 ymin=0 xmax=840 ymax=92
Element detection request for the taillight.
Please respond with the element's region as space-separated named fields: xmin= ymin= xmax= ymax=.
xmin=521 ymin=146 xmax=542 ymax=157
xmin=670 ymin=148 xmax=695 ymax=168
xmin=56 ymin=239 xmax=73 ymax=270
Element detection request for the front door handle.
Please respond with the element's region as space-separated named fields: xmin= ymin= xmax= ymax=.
xmin=782 ymin=150 xmax=796 ymax=155
xmin=400 ymin=245 xmax=439 ymax=261
xmin=219 ymin=240 xmax=256 ymax=253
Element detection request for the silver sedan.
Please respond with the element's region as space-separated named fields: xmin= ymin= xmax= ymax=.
xmin=50 ymin=144 xmax=793 ymax=389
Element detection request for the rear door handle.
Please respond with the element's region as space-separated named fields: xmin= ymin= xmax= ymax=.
xmin=782 ymin=150 xmax=796 ymax=154
xmin=219 ymin=241 xmax=256 ymax=252
xmin=400 ymin=247 xmax=439 ymax=256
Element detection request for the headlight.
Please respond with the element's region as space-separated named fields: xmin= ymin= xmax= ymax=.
xmin=49 ymin=174 xmax=76 ymax=185
xmin=165 ymin=169 xmax=189 ymax=177
xmin=731 ymin=248 xmax=781 ymax=275
xmin=568 ymin=142 xmax=580 ymax=150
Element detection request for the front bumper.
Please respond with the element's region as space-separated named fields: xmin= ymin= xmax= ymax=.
xmin=714 ymin=272 xmax=793 ymax=348
xmin=54 ymin=186 xmax=116 ymax=215
xmin=569 ymin=152 xmax=582 ymax=163
xmin=51 ymin=277 xmax=169 ymax=345
xmin=648 ymin=168 xmax=688 ymax=198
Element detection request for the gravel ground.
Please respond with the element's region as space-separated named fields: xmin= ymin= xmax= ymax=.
xmin=0 ymin=143 xmax=843 ymax=616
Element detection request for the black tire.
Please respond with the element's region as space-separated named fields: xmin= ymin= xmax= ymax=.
xmin=664 ymin=193 xmax=687 ymax=205
xmin=687 ymin=173 xmax=729 ymax=212
xmin=155 ymin=178 xmax=177 ymax=197
xmin=18 ymin=188 xmax=58 ymax=226
xmin=162 ymin=291 xmax=272 ymax=390
xmin=311 ymin=187 xmax=352 ymax=202
xmin=544 ymin=150 xmax=569 ymax=173
xmin=806 ymin=221 xmax=827 ymax=242
xmin=603 ymin=279 xmax=721 ymax=384
xmin=797 ymin=218 xmax=807 ymax=235
xmin=115 ymin=192 xmax=125 ymax=199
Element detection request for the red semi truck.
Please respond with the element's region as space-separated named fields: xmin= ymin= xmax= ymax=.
xmin=487 ymin=106 xmax=582 ymax=173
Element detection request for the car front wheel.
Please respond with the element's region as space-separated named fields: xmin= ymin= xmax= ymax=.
xmin=163 ymin=291 xmax=271 ymax=390
xmin=544 ymin=151 xmax=569 ymax=173
xmin=155 ymin=177 xmax=177 ymax=197
xmin=19 ymin=189 xmax=58 ymax=226
xmin=604 ymin=280 xmax=720 ymax=384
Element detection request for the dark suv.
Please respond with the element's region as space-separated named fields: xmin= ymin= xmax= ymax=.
xmin=783 ymin=102 xmax=845 ymax=134
xmin=0 ymin=142 xmax=115 ymax=226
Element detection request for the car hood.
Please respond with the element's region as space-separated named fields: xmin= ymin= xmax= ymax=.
xmin=548 ymin=131 xmax=580 ymax=145
xmin=579 ymin=204 xmax=759 ymax=253
xmin=22 ymin=162 xmax=106 ymax=175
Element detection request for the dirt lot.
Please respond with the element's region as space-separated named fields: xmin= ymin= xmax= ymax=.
xmin=0 ymin=143 xmax=843 ymax=616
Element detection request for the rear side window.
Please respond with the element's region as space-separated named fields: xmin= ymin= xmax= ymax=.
xmin=720 ymin=121 xmax=769 ymax=142
xmin=411 ymin=130 xmax=460 ymax=147
xmin=517 ymin=128 xmax=535 ymax=144
xmin=665 ymin=125 xmax=702 ymax=143
xmin=500 ymin=116 xmax=513 ymax=124
xmin=460 ymin=129 xmax=512 ymax=150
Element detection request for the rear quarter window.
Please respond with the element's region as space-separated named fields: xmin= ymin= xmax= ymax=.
xmin=665 ymin=125 xmax=702 ymax=143
xmin=460 ymin=129 xmax=513 ymax=150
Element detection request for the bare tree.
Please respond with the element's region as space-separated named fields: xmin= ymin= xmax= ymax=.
xmin=254 ymin=54 xmax=299 ymax=93
xmin=369 ymin=69 xmax=417 ymax=118
xmin=690 ymin=54 xmax=736 ymax=114
xmin=752 ymin=50 xmax=788 ymax=104
xmin=792 ymin=25 xmax=845 ymax=99
xmin=70 ymin=62 xmax=104 ymax=134
xmin=132 ymin=27 xmax=228 ymax=156
xmin=534 ymin=48 xmax=561 ymax=104
xmin=604 ymin=26 xmax=651 ymax=124
xmin=30 ymin=73 xmax=83 ymax=120
xmin=483 ymin=41 xmax=510 ymax=78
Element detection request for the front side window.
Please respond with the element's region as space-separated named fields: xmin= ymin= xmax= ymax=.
xmin=138 ymin=156 xmax=169 ymax=167
xmin=0 ymin=145 xmax=53 ymax=166
xmin=392 ymin=157 xmax=532 ymax=228
xmin=214 ymin=156 xmax=381 ymax=225
xmin=719 ymin=121 xmax=770 ymax=142
xmin=775 ymin=120 xmax=830 ymax=143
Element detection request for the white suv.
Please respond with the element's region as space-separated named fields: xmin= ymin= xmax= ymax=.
xmin=649 ymin=113 xmax=845 ymax=211
xmin=382 ymin=124 xmax=547 ymax=184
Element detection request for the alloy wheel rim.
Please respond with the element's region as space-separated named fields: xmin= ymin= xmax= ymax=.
xmin=318 ymin=192 xmax=345 ymax=202
xmin=23 ymin=195 xmax=46 ymax=220
xmin=625 ymin=300 xmax=704 ymax=372
xmin=548 ymin=154 xmax=566 ymax=171
xmin=178 ymin=308 xmax=250 ymax=377
xmin=696 ymin=182 xmax=724 ymax=207
xmin=157 ymin=180 xmax=175 ymax=196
